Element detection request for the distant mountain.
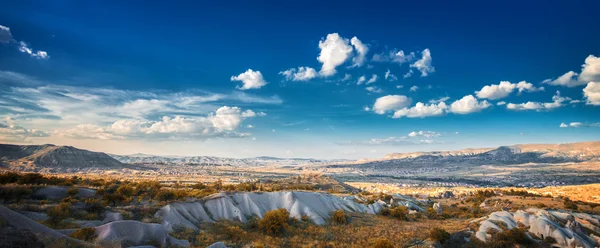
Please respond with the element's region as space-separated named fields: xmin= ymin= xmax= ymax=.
xmin=384 ymin=141 xmax=600 ymax=161
xmin=0 ymin=144 xmax=124 ymax=171
xmin=110 ymin=154 xmax=329 ymax=167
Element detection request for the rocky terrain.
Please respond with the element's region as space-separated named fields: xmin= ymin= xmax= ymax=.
xmin=474 ymin=208 xmax=600 ymax=248
xmin=156 ymin=191 xmax=425 ymax=231
xmin=0 ymin=144 xmax=125 ymax=171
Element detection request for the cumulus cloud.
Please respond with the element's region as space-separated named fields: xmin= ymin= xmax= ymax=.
xmin=372 ymin=95 xmax=411 ymax=114
xmin=583 ymin=82 xmax=600 ymax=105
xmin=366 ymin=74 xmax=378 ymax=85
xmin=543 ymin=55 xmax=600 ymax=87
xmin=543 ymin=71 xmax=582 ymax=87
xmin=279 ymin=67 xmax=317 ymax=81
xmin=54 ymin=106 xmax=261 ymax=140
xmin=410 ymin=48 xmax=434 ymax=77
xmin=231 ymin=69 xmax=268 ymax=90
xmin=475 ymin=81 xmax=542 ymax=100
xmin=350 ymin=36 xmax=368 ymax=67
xmin=506 ymin=91 xmax=568 ymax=111
xmin=449 ymin=95 xmax=491 ymax=114
xmin=403 ymin=70 xmax=414 ymax=78
xmin=429 ymin=97 xmax=450 ymax=104
xmin=384 ymin=69 xmax=398 ymax=81
xmin=0 ymin=25 xmax=13 ymax=43
xmin=579 ymin=55 xmax=600 ymax=82
xmin=0 ymin=25 xmax=49 ymax=59
xmin=317 ymin=33 xmax=353 ymax=76
xmin=408 ymin=130 xmax=441 ymax=138
xmin=410 ymin=85 xmax=419 ymax=92
xmin=392 ymin=102 xmax=448 ymax=118
xmin=0 ymin=118 xmax=49 ymax=142
xmin=356 ymin=75 xmax=366 ymax=85
xmin=365 ymin=86 xmax=383 ymax=93
xmin=497 ymin=101 xmax=507 ymax=106
xmin=372 ymin=49 xmax=415 ymax=64
xmin=559 ymin=122 xmax=600 ymax=128
xmin=18 ymin=41 xmax=49 ymax=59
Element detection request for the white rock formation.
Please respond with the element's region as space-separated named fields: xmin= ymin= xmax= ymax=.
xmin=433 ymin=202 xmax=443 ymax=215
xmin=475 ymin=208 xmax=599 ymax=248
xmin=156 ymin=191 xmax=423 ymax=231
xmin=95 ymin=220 xmax=189 ymax=248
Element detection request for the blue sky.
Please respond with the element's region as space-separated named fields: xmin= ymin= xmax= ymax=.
xmin=1 ymin=0 xmax=599 ymax=159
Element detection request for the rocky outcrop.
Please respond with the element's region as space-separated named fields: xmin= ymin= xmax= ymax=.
xmin=474 ymin=208 xmax=600 ymax=248
xmin=156 ymin=191 xmax=424 ymax=231
xmin=0 ymin=144 xmax=124 ymax=170
xmin=95 ymin=220 xmax=189 ymax=248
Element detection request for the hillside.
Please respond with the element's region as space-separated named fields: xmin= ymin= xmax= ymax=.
xmin=383 ymin=141 xmax=600 ymax=161
xmin=0 ymin=144 xmax=124 ymax=171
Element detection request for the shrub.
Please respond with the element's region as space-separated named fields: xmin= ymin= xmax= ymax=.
xmin=488 ymin=228 xmax=533 ymax=247
xmin=563 ymin=198 xmax=578 ymax=210
xmin=258 ymin=208 xmax=290 ymax=235
xmin=155 ymin=189 xmax=177 ymax=202
xmin=332 ymin=210 xmax=347 ymax=225
xmin=67 ymin=187 xmax=79 ymax=197
xmin=70 ymin=227 xmax=97 ymax=241
xmin=429 ymin=227 xmax=450 ymax=244
xmin=370 ymin=238 xmax=393 ymax=248
xmin=389 ymin=206 xmax=408 ymax=220
xmin=47 ymin=202 xmax=71 ymax=226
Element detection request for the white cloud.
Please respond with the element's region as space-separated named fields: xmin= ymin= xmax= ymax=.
xmin=475 ymin=81 xmax=542 ymax=100
xmin=543 ymin=71 xmax=582 ymax=87
xmin=384 ymin=69 xmax=398 ymax=81
xmin=0 ymin=25 xmax=13 ymax=43
xmin=341 ymin=74 xmax=352 ymax=81
xmin=231 ymin=69 xmax=268 ymax=90
xmin=449 ymin=95 xmax=491 ymax=114
xmin=53 ymin=106 xmax=262 ymax=140
xmin=366 ymin=74 xmax=378 ymax=85
xmin=317 ymin=33 xmax=353 ymax=76
xmin=372 ymin=49 xmax=415 ymax=64
xmin=559 ymin=122 xmax=600 ymax=128
xmin=396 ymin=85 xmax=404 ymax=89
xmin=372 ymin=95 xmax=411 ymax=114
xmin=543 ymin=54 xmax=600 ymax=87
xmin=246 ymin=124 xmax=254 ymax=128
xmin=350 ymin=36 xmax=368 ymax=67
xmin=408 ymin=131 xmax=441 ymax=138
xmin=392 ymin=102 xmax=448 ymax=118
xmin=506 ymin=91 xmax=568 ymax=111
xmin=410 ymin=48 xmax=434 ymax=77
xmin=0 ymin=118 xmax=49 ymax=142
xmin=363 ymin=106 xmax=370 ymax=111
xmin=583 ymin=82 xmax=600 ymax=105
xmin=18 ymin=41 xmax=49 ymax=59
xmin=340 ymin=135 xmax=442 ymax=146
xmin=410 ymin=85 xmax=419 ymax=92
xmin=403 ymin=70 xmax=414 ymax=78
xmin=279 ymin=66 xmax=317 ymax=81
xmin=356 ymin=75 xmax=366 ymax=85
xmin=497 ymin=101 xmax=507 ymax=106
xmin=579 ymin=55 xmax=600 ymax=82
xmin=429 ymin=97 xmax=450 ymax=104
xmin=365 ymin=86 xmax=383 ymax=93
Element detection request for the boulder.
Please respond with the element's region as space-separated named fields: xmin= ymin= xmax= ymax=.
xmin=433 ymin=202 xmax=443 ymax=215
xmin=207 ymin=242 xmax=228 ymax=248
xmin=95 ymin=220 xmax=189 ymax=248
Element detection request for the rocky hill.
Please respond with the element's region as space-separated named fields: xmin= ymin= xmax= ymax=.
xmin=0 ymin=144 xmax=124 ymax=170
xmin=110 ymin=153 xmax=329 ymax=167
xmin=383 ymin=141 xmax=600 ymax=162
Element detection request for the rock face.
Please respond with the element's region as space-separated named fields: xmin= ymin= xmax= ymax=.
xmin=433 ymin=202 xmax=443 ymax=215
xmin=33 ymin=186 xmax=97 ymax=200
xmin=156 ymin=191 xmax=424 ymax=231
xmin=0 ymin=144 xmax=124 ymax=170
xmin=474 ymin=208 xmax=600 ymax=248
xmin=95 ymin=220 xmax=190 ymax=248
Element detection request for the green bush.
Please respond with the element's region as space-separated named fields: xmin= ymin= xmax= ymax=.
xmin=332 ymin=210 xmax=347 ymax=225
xmin=70 ymin=227 xmax=97 ymax=241
xmin=258 ymin=208 xmax=290 ymax=235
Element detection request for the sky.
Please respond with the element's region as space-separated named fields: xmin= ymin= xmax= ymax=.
xmin=0 ymin=0 xmax=599 ymax=159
